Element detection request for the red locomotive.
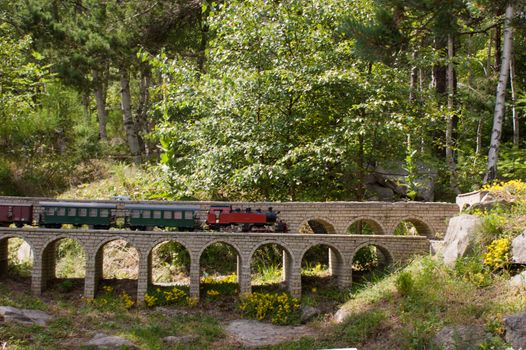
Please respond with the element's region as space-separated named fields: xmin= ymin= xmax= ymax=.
xmin=0 ymin=203 xmax=33 ymax=228
xmin=206 ymin=206 xmax=288 ymax=232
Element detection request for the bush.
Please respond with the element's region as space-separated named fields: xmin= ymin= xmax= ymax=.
xmin=483 ymin=238 xmax=511 ymax=272
xmin=144 ymin=286 xmax=191 ymax=307
xmin=239 ymin=292 xmax=300 ymax=325
xmin=395 ymin=271 xmax=414 ymax=296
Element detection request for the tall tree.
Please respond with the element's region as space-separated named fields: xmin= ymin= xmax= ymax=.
xmin=485 ymin=3 xmax=514 ymax=182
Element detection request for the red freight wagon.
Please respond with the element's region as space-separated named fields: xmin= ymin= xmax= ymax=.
xmin=0 ymin=204 xmax=33 ymax=227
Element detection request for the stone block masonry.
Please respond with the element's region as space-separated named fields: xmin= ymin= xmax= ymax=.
xmin=0 ymin=228 xmax=430 ymax=302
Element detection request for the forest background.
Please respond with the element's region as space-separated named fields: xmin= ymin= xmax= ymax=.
xmin=1 ymin=0 xmax=525 ymax=202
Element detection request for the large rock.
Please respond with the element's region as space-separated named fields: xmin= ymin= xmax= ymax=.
xmin=225 ymin=319 xmax=312 ymax=347
xmin=300 ymin=305 xmax=321 ymax=323
xmin=84 ymin=333 xmax=138 ymax=349
xmin=511 ymin=230 xmax=526 ymax=264
xmin=432 ymin=325 xmax=486 ymax=350
xmin=504 ymin=312 xmax=526 ymax=348
xmin=0 ymin=306 xmax=52 ymax=326
xmin=442 ymin=215 xmax=482 ymax=265
xmin=162 ymin=335 xmax=197 ymax=346
xmin=510 ymin=270 xmax=526 ymax=288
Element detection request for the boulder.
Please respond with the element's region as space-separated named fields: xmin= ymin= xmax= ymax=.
xmin=333 ymin=307 xmax=351 ymax=324
xmin=84 ymin=333 xmax=138 ymax=350
xmin=504 ymin=312 xmax=526 ymax=349
xmin=300 ymin=305 xmax=321 ymax=323
xmin=511 ymin=230 xmax=526 ymax=264
xmin=510 ymin=270 xmax=526 ymax=288
xmin=162 ymin=335 xmax=198 ymax=346
xmin=0 ymin=306 xmax=51 ymax=326
xmin=225 ymin=319 xmax=311 ymax=347
xmin=432 ymin=325 xmax=486 ymax=350
xmin=442 ymin=215 xmax=482 ymax=265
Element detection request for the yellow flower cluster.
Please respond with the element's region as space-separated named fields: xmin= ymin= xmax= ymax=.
xmin=120 ymin=291 xmax=135 ymax=309
xmin=239 ymin=292 xmax=300 ymax=325
xmin=144 ymin=287 xmax=189 ymax=307
xmin=207 ymin=289 xmax=220 ymax=297
xmin=483 ymin=180 xmax=526 ymax=200
xmin=484 ymin=238 xmax=511 ymax=271
xmin=144 ymin=293 xmax=158 ymax=307
xmin=102 ymin=285 xmax=114 ymax=293
xmin=201 ymin=273 xmax=237 ymax=284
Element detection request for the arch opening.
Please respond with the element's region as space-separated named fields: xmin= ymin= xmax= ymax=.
xmin=394 ymin=219 xmax=433 ymax=237
xmin=150 ymin=241 xmax=190 ymax=287
xmin=301 ymin=244 xmax=344 ymax=294
xmin=95 ymin=239 xmax=139 ymax=297
xmin=299 ymin=219 xmax=336 ymax=234
xmin=250 ymin=243 xmax=292 ymax=292
xmin=200 ymin=242 xmax=239 ymax=301
xmin=347 ymin=219 xmax=384 ymax=235
xmin=44 ymin=238 xmax=86 ymax=294
xmin=352 ymin=244 xmax=393 ymax=282
xmin=0 ymin=237 xmax=33 ymax=281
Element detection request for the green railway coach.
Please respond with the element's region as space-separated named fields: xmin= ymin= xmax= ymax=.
xmin=125 ymin=204 xmax=199 ymax=231
xmin=40 ymin=201 xmax=116 ymax=229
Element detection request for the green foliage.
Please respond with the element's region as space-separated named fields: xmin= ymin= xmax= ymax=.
xmin=395 ymin=271 xmax=414 ymax=296
xmin=144 ymin=286 xmax=191 ymax=308
xmin=335 ymin=310 xmax=386 ymax=345
xmin=352 ymin=246 xmax=379 ymax=271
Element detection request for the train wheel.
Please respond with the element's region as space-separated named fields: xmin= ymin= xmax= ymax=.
xmin=15 ymin=222 xmax=24 ymax=228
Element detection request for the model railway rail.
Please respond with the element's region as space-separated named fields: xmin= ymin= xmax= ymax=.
xmin=0 ymin=201 xmax=288 ymax=233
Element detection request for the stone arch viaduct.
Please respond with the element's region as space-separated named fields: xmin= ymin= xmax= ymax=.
xmin=0 ymin=198 xmax=459 ymax=302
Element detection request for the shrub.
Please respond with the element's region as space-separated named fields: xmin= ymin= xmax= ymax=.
xmin=144 ymin=286 xmax=189 ymax=307
xmin=395 ymin=271 xmax=414 ymax=296
xmin=239 ymin=292 xmax=300 ymax=325
xmin=84 ymin=285 xmax=135 ymax=310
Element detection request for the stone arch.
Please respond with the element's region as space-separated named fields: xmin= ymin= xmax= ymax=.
xmin=350 ymin=241 xmax=393 ymax=270
xmin=199 ymin=240 xmax=241 ymax=298
xmin=299 ymin=242 xmax=348 ymax=287
xmin=94 ymin=237 xmax=139 ymax=296
xmin=346 ymin=217 xmax=386 ymax=235
xmin=249 ymin=240 xmax=296 ymax=292
xmin=0 ymin=234 xmax=35 ymax=279
xmin=392 ymin=217 xmax=434 ymax=238
xmin=41 ymin=236 xmax=87 ymax=290
xmin=148 ymin=239 xmax=191 ymax=286
xmin=298 ymin=217 xmax=336 ymax=234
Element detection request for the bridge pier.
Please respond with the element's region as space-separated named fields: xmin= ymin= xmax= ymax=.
xmin=189 ymin=254 xmax=200 ymax=300
xmin=41 ymin=241 xmax=56 ymax=289
xmin=84 ymin=252 xmax=97 ymax=299
xmin=0 ymin=239 xmax=7 ymax=278
xmin=137 ymin=252 xmax=151 ymax=304
xmin=238 ymin=257 xmax=251 ymax=296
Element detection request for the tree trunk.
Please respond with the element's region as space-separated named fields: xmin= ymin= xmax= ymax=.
xmin=446 ymin=34 xmax=460 ymax=194
xmin=120 ymin=65 xmax=141 ymax=163
xmin=510 ymin=56 xmax=519 ymax=146
xmin=476 ymin=118 xmax=483 ymax=156
xmin=495 ymin=17 xmax=502 ymax=72
xmin=409 ymin=51 xmax=418 ymax=101
xmin=93 ymin=70 xmax=108 ymax=141
xmin=135 ymin=64 xmax=151 ymax=155
xmin=485 ymin=3 xmax=513 ymax=183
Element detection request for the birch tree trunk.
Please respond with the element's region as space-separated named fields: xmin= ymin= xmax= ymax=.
xmin=510 ymin=56 xmax=519 ymax=146
xmin=409 ymin=51 xmax=417 ymax=101
xmin=485 ymin=3 xmax=513 ymax=182
xmin=446 ymin=34 xmax=460 ymax=194
xmin=120 ymin=65 xmax=142 ymax=163
xmin=135 ymin=64 xmax=151 ymax=155
xmin=93 ymin=69 xmax=108 ymax=141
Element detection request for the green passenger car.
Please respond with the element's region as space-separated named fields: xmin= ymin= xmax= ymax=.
xmin=125 ymin=204 xmax=198 ymax=231
xmin=39 ymin=201 xmax=117 ymax=229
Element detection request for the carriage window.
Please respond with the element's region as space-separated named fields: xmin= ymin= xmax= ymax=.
xmin=79 ymin=208 xmax=88 ymax=217
xmin=89 ymin=209 xmax=98 ymax=217
xmin=131 ymin=210 xmax=140 ymax=218
xmin=68 ymin=208 xmax=76 ymax=216
xmin=46 ymin=207 xmax=55 ymax=216
xmin=153 ymin=210 xmax=161 ymax=219
xmin=163 ymin=211 xmax=172 ymax=219
xmin=57 ymin=208 xmax=66 ymax=216
xmin=100 ymin=209 xmax=109 ymax=217
xmin=173 ymin=211 xmax=182 ymax=219
xmin=143 ymin=211 xmax=151 ymax=219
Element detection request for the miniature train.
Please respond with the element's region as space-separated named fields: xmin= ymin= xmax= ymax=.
xmin=0 ymin=201 xmax=288 ymax=233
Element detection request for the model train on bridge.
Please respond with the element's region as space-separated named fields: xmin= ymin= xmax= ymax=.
xmin=0 ymin=202 xmax=288 ymax=233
